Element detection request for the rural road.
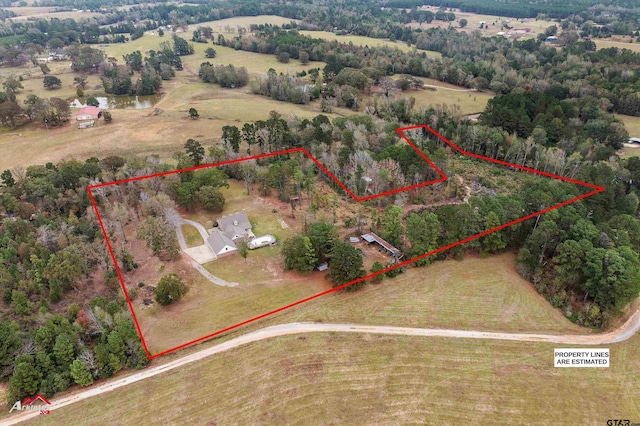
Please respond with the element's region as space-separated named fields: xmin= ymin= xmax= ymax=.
xmin=6 ymin=309 xmax=640 ymax=424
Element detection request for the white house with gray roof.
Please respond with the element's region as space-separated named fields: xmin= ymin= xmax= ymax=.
xmin=206 ymin=211 xmax=255 ymax=258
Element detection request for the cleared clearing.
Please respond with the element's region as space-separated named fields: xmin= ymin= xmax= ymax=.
xmin=186 ymin=15 xmax=300 ymax=33
xmin=594 ymin=39 xmax=640 ymax=52
xmin=299 ymin=30 xmax=442 ymax=58
xmin=406 ymin=9 xmax=556 ymax=38
xmin=23 ymin=331 xmax=640 ymax=425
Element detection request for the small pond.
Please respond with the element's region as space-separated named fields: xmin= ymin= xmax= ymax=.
xmin=69 ymin=94 xmax=162 ymax=110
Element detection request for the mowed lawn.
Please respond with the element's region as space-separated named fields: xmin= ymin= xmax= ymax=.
xmin=25 ymin=331 xmax=640 ymax=425
xmin=181 ymin=224 xmax=203 ymax=247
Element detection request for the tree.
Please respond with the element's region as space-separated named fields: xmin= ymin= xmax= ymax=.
xmin=173 ymin=36 xmax=194 ymax=56
xmin=370 ymin=261 xmax=385 ymax=283
xmin=196 ymin=186 xmax=225 ymax=212
xmin=136 ymin=216 xmax=179 ymax=260
xmin=32 ymin=97 xmax=70 ymax=128
xmin=70 ymin=359 xmax=93 ymax=386
xmin=86 ymin=96 xmax=99 ymax=107
xmin=282 ymin=236 xmax=318 ymax=273
xmin=307 ymin=222 xmax=339 ymax=260
xmin=102 ymin=111 xmax=112 ymax=123
xmin=237 ymin=239 xmax=249 ymax=263
xmin=1 ymin=169 xmax=15 ymax=187
xmin=155 ymin=274 xmax=188 ymax=306
xmin=276 ymin=51 xmax=290 ymax=63
xmin=11 ymin=291 xmax=32 ymax=316
xmin=459 ymin=18 xmax=468 ymax=28
xmin=205 ymin=47 xmax=217 ymax=58
xmin=0 ymin=101 xmax=24 ymax=128
xmin=39 ymin=63 xmax=50 ymax=75
xmin=8 ymin=360 xmax=41 ymax=402
xmin=221 ymin=125 xmax=241 ymax=153
xmin=73 ymin=76 xmax=88 ymax=89
xmin=299 ymin=51 xmax=310 ymax=65
xmin=0 ymin=321 xmax=21 ymax=379
xmin=380 ymin=205 xmax=403 ymax=248
xmin=43 ymin=76 xmax=62 ymax=90
xmin=188 ymin=107 xmax=199 ymax=119
xmin=3 ymin=77 xmax=23 ymax=102
xmin=328 ymin=242 xmax=366 ymax=290
xmin=481 ymin=211 xmax=506 ymax=253
xmin=184 ymin=138 xmax=204 ymax=165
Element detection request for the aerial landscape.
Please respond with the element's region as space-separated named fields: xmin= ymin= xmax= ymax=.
xmin=0 ymin=0 xmax=639 ymax=424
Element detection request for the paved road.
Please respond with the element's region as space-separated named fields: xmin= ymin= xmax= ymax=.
xmin=6 ymin=307 xmax=640 ymax=425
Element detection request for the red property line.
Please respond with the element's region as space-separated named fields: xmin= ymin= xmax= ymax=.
xmin=88 ymin=125 xmax=604 ymax=359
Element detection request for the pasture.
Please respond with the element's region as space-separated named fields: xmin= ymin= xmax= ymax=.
xmin=24 ymin=330 xmax=640 ymax=425
xmin=299 ymin=30 xmax=442 ymax=58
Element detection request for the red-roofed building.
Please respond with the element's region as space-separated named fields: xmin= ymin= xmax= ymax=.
xmin=76 ymin=106 xmax=101 ymax=121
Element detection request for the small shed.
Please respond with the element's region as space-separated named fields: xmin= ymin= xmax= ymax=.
xmin=317 ymin=262 xmax=329 ymax=272
xmin=361 ymin=232 xmax=401 ymax=258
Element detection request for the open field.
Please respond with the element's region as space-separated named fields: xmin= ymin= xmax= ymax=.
xmin=9 ymin=10 xmax=102 ymax=21
xmin=616 ymin=114 xmax=640 ymax=157
xmin=186 ymin=15 xmax=300 ymax=34
xmin=283 ymin=253 xmax=588 ymax=335
xmin=594 ymin=39 xmax=640 ymax=52
xmin=406 ymin=9 xmax=556 ymax=39
xmin=0 ymin=79 xmax=335 ymax=171
xmin=24 ymin=330 xmax=640 ymax=425
xmin=368 ymin=82 xmax=493 ymax=115
xmin=299 ymin=30 xmax=442 ymax=58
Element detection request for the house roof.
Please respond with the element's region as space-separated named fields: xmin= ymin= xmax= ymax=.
xmin=76 ymin=106 xmax=101 ymax=116
xmin=207 ymin=229 xmax=236 ymax=254
xmin=217 ymin=211 xmax=251 ymax=238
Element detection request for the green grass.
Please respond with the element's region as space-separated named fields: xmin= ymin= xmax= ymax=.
xmin=281 ymin=253 xmax=588 ymax=335
xmin=299 ymin=30 xmax=442 ymax=58
xmin=594 ymin=39 xmax=640 ymax=52
xmin=25 ymin=331 xmax=640 ymax=425
xmin=181 ymin=224 xmax=203 ymax=247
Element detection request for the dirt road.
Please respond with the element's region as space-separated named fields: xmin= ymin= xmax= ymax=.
xmin=6 ymin=308 xmax=640 ymax=425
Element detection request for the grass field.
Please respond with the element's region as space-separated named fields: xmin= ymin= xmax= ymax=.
xmin=284 ymin=253 xmax=588 ymax=335
xmin=299 ymin=30 xmax=442 ymax=58
xmin=406 ymin=9 xmax=556 ymax=39
xmin=24 ymin=331 xmax=640 ymax=425
xmin=594 ymin=39 xmax=640 ymax=52
xmin=181 ymin=224 xmax=203 ymax=247
xmin=186 ymin=15 xmax=300 ymax=34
